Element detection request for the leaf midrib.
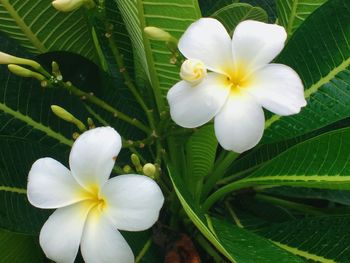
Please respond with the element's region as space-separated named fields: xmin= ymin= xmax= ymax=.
xmin=0 ymin=0 xmax=47 ymax=52
xmin=0 ymin=186 xmax=26 ymax=194
xmin=0 ymin=103 xmax=73 ymax=146
xmin=272 ymin=241 xmax=337 ymax=263
xmin=243 ymin=175 xmax=350 ymax=183
xmin=287 ymin=0 xmax=299 ymax=36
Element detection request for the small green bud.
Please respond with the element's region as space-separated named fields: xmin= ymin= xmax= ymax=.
xmin=8 ymin=64 xmax=45 ymax=81
xmin=131 ymin=154 xmax=143 ymax=173
xmin=87 ymin=117 xmax=95 ymax=129
xmin=51 ymin=105 xmax=87 ymax=131
xmin=144 ymin=27 xmax=172 ymax=41
xmin=142 ymin=163 xmax=156 ymax=179
xmin=51 ymin=61 xmax=63 ymax=80
xmin=123 ymin=165 xmax=132 ymax=173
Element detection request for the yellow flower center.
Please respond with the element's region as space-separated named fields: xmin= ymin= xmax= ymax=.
xmin=224 ymin=63 xmax=253 ymax=95
xmin=79 ymin=184 xmax=107 ymax=211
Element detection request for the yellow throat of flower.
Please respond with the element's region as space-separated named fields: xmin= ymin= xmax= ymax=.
xmin=79 ymin=184 xmax=107 ymax=211
xmin=224 ymin=63 xmax=253 ymax=95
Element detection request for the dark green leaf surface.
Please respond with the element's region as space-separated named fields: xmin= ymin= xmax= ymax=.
xmin=168 ymin=166 xmax=304 ymax=262
xmin=212 ymin=3 xmax=268 ymax=34
xmin=276 ymin=0 xmax=327 ymax=36
xmin=263 ymin=0 xmax=350 ymax=144
xmin=0 ymin=0 xmax=95 ymax=61
xmin=256 ymin=216 xmax=350 ymax=262
xmin=0 ymin=229 xmax=44 ymax=262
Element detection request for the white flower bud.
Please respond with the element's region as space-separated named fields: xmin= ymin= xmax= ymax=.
xmin=180 ymin=59 xmax=207 ymax=85
xmin=52 ymin=0 xmax=94 ymax=12
xmin=144 ymin=27 xmax=173 ymax=42
xmin=0 ymin=52 xmax=41 ymax=69
xmin=51 ymin=105 xmax=86 ymax=131
xmin=8 ymin=64 xmax=45 ymax=81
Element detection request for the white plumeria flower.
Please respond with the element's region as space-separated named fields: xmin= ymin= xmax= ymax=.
xmin=27 ymin=127 xmax=164 ymax=263
xmin=167 ymin=18 xmax=307 ymax=153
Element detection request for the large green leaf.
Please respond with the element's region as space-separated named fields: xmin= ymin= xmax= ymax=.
xmin=0 ymin=229 xmax=44 ymax=262
xmin=185 ymin=124 xmax=217 ymax=198
xmin=0 ymin=0 xmax=95 ymax=61
xmin=276 ymin=0 xmax=327 ymax=36
xmin=116 ymin=0 xmax=201 ymax=113
xmin=212 ymin=3 xmax=268 ymax=34
xmin=256 ymin=216 xmax=350 ymax=262
xmin=204 ymin=128 xmax=350 ymax=210
xmin=168 ymin=165 xmax=304 ymax=262
xmin=263 ymin=0 xmax=350 ymax=144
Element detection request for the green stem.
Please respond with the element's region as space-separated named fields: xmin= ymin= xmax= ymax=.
xmin=195 ymin=234 xmax=226 ymax=263
xmin=255 ymin=194 xmax=326 ymax=216
xmin=202 ymin=180 xmax=251 ymax=212
xmin=135 ymin=238 xmax=152 ymax=263
xmin=225 ymin=202 xmax=243 ymax=228
xmin=201 ymin=152 xmax=239 ymax=200
xmin=61 ymin=82 xmax=151 ymax=134
xmin=107 ymin=31 xmax=156 ymax=130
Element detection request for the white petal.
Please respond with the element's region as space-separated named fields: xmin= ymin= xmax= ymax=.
xmin=101 ymin=175 xmax=164 ymax=231
xmin=246 ymin=64 xmax=306 ymax=115
xmin=232 ymin=20 xmax=287 ymax=74
xmin=27 ymin=158 xmax=85 ymax=209
xmin=39 ymin=201 xmax=92 ymax=263
xmin=214 ymin=94 xmax=265 ymax=153
xmin=69 ymin=127 xmax=122 ymax=191
xmin=178 ymin=18 xmax=233 ymax=74
xmin=167 ymin=73 xmax=231 ymax=128
xmin=81 ymin=210 xmax=134 ymax=263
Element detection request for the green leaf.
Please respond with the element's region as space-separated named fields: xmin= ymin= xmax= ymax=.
xmin=186 ymin=124 xmax=217 ymax=198
xmin=0 ymin=229 xmax=44 ymax=262
xmin=168 ymin=165 xmax=304 ymax=262
xmin=204 ymin=127 xmax=350 ymax=210
xmin=263 ymin=0 xmax=350 ymax=144
xmin=0 ymin=0 xmax=95 ymax=61
xmin=211 ymin=218 xmax=305 ymax=263
xmin=212 ymin=3 xmax=268 ymax=34
xmin=276 ymin=0 xmax=328 ymax=36
xmin=116 ymin=0 xmax=201 ymax=112
xmin=245 ymin=128 xmax=350 ymax=190
xmin=256 ymin=216 xmax=350 ymax=262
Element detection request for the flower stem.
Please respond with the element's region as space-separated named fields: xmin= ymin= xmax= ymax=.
xmin=62 ymin=81 xmax=151 ymax=134
xmin=106 ymin=30 xmax=156 ymax=130
xmin=201 ymin=152 xmax=239 ymax=201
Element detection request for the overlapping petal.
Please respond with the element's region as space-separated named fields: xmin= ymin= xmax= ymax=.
xmin=69 ymin=127 xmax=121 ymax=191
xmin=101 ymin=174 xmax=164 ymax=231
xmin=27 ymin=158 xmax=85 ymax=209
xmin=246 ymin=64 xmax=306 ymax=115
xmin=167 ymin=73 xmax=231 ymax=128
xmin=81 ymin=210 xmax=134 ymax=263
xmin=214 ymin=93 xmax=265 ymax=153
xmin=39 ymin=201 xmax=93 ymax=263
xmin=232 ymin=20 xmax=287 ymax=75
xmin=178 ymin=18 xmax=233 ymax=75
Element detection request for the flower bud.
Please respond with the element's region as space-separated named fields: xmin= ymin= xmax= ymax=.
xmin=131 ymin=154 xmax=143 ymax=173
xmin=51 ymin=105 xmax=86 ymax=131
xmin=180 ymin=59 xmax=207 ymax=85
xmin=142 ymin=163 xmax=157 ymax=179
xmin=8 ymin=64 xmax=45 ymax=81
xmin=144 ymin=27 xmax=173 ymax=42
xmin=52 ymin=0 xmax=95 ymax=12
xmin=0 ymin=52 xmax=41 ymax=70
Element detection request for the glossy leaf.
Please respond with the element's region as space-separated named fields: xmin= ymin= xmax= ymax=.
xmin=263 ymin=0 xmax=350 ymax=144
xmin=212 ymin=3 xmax=268 ymax=34
xmin=168 ymin=165 xmax=304 ymax=262
xmin=186 ymin=124 xmax=217 ymax=197
xmin=276 ymin=0 xmax=327 ymax=36
xmin=0 ymin=229 xmax=43 ymax=262
xmin=0 ymin=0 xmax=95 ymax=61
xmin=256 ymin=216 xmax=350 ymax=262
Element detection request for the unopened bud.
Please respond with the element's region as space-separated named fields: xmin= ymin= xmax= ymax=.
xmin=1 ymin=52 xmax=41 ymax=70
xmin=144 ymin=27 xmax=173 ymax=42
xmin=131 ymin=154 xmax=142 ymax=173
xmin=51 ymin=105 xmax=87 ymax=131
xmin=8 ymin=64 xmax=45 ymax=81
xmin=52 ymin=0 xmax=95 ymax=12
xmin=142 ymin=163 xmax=156 ymax=178
xmin=180 ymin=59 xmax=207 ymax=85
xmin=52 ymin=61 xmax=63 ymax=80
xmin=123 ymin=165 xmax=132 ymax=173
xmin=87 ymin=117 xmax=95 ymax=129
